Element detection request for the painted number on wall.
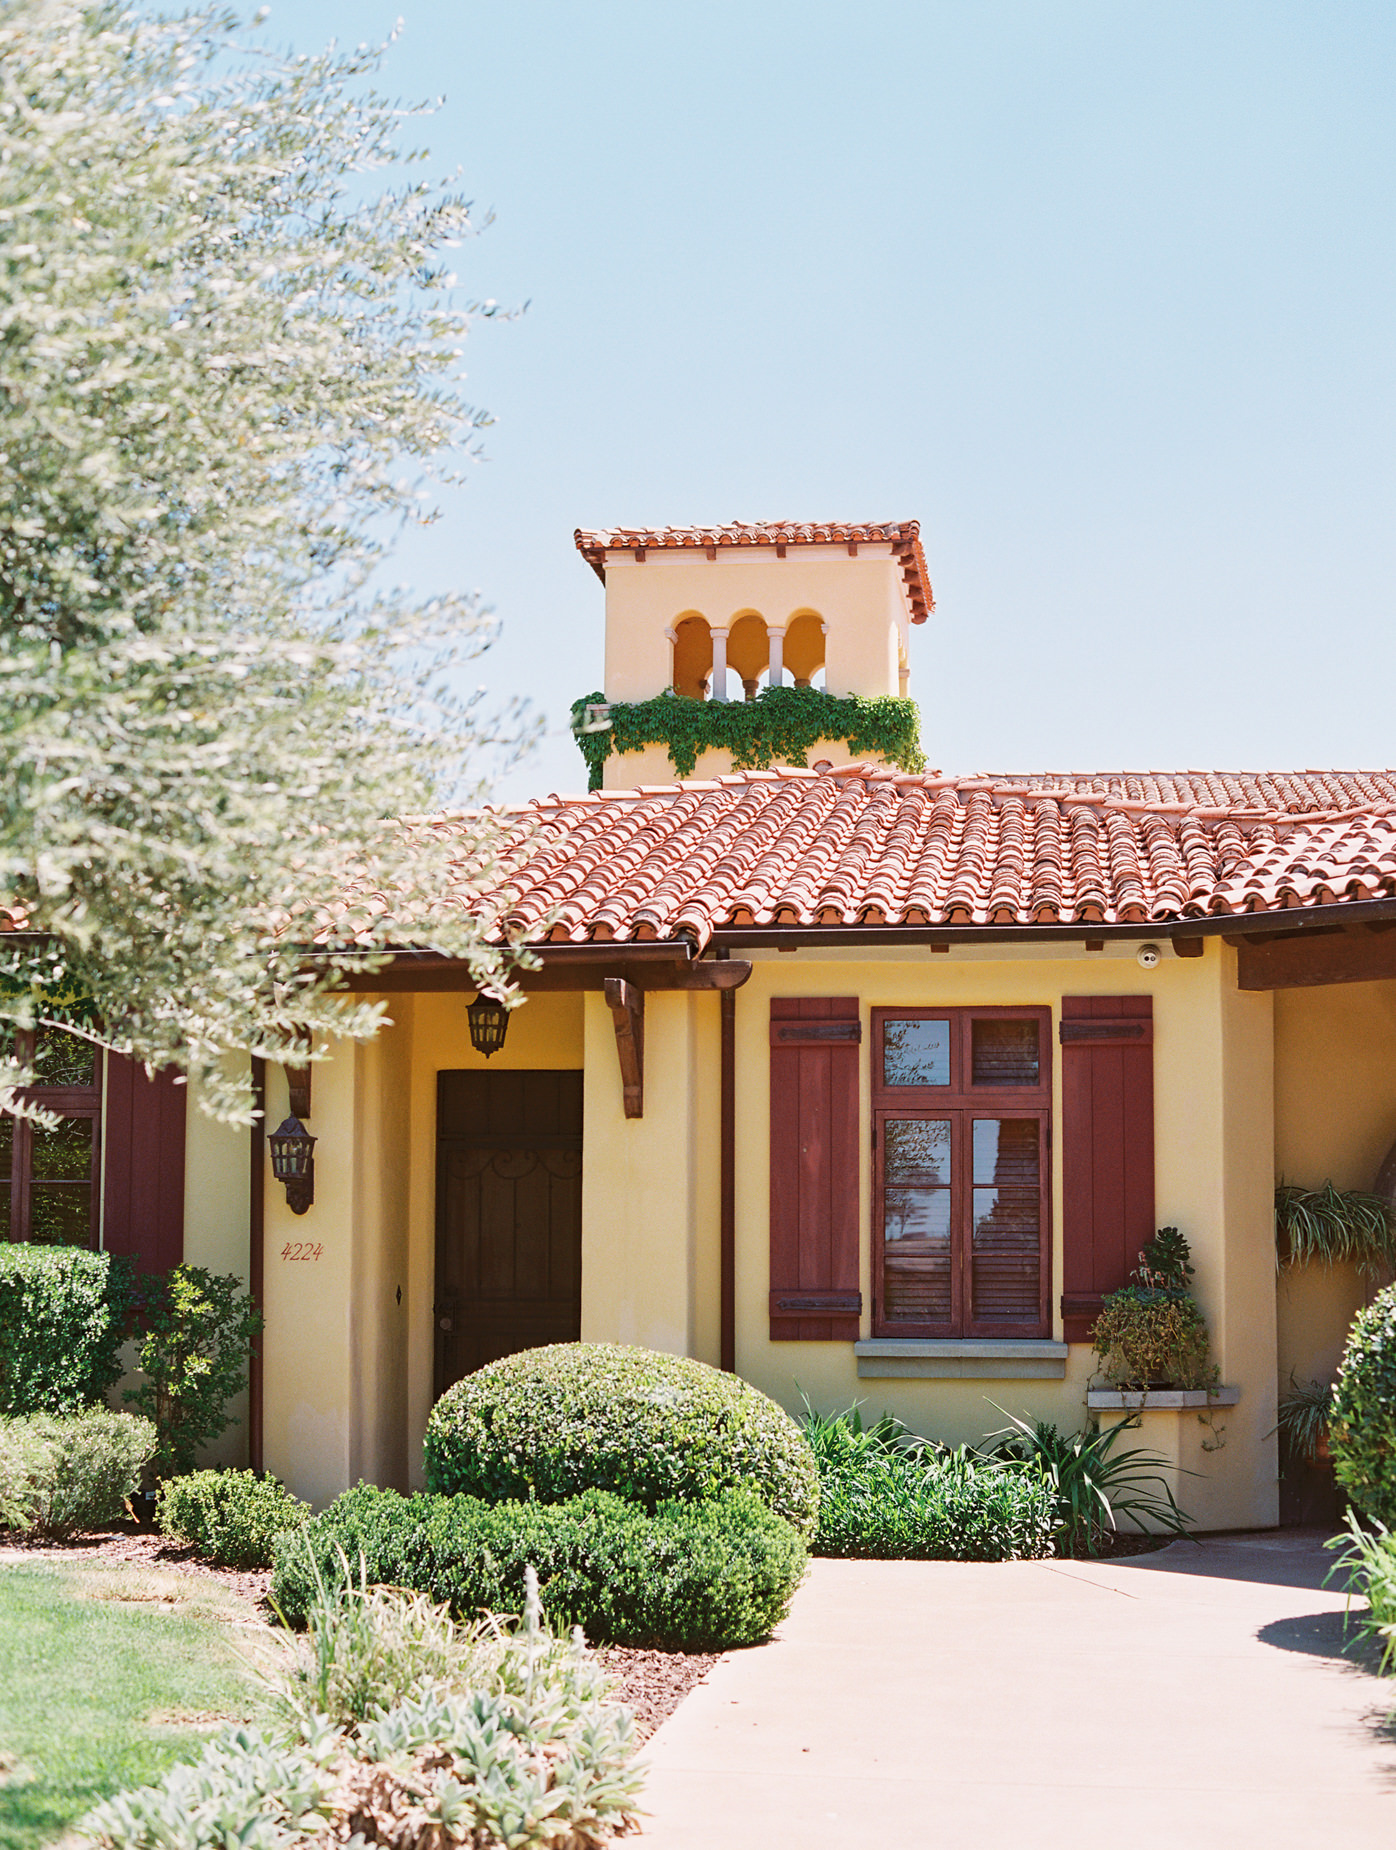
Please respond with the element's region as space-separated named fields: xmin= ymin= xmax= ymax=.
xmin=281 ymin=1241 xmax=324 ymax=1262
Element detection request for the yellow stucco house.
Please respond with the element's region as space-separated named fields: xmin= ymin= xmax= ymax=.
xmin=28 ymin=519 xmax=1396 ymax=1530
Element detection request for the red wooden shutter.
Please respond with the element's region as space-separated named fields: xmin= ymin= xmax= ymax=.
xmin=102 ymin=1054 xmax=187 ymax=1274
xmin=1059 ymin=996 xmax=1154 ymax=1342
xmin=769 ymin=998 xmax=862 ymax=1340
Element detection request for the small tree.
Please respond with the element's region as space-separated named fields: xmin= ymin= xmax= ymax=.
xmin=0 ymin=1 xmax=536 ymax=1118
xmin=125 ymin=1264 xmax=262 ymax=1476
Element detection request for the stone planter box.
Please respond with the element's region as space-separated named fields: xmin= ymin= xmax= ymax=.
xmin=1087 ymin=1386 xmax=1241 ymax=1412
xmin=1088 ymin=1386 xmax=1246 ymax=1532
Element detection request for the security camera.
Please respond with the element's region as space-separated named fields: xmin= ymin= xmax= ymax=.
xmin=1136 ymin=943 xmax=1161 ymax=970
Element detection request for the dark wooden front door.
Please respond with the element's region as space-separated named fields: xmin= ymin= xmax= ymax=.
xmin=434 ymin=1070 xmax=583 ymax=1393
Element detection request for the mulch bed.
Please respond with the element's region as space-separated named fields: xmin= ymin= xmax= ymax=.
xmin=1063 ymin=1531 xmax=1172 ymax=1560
xmin=0 ymin=1524 xmax=719 ymax=1742
xmin=596 ymin=1646 xmax=720 ymax=1742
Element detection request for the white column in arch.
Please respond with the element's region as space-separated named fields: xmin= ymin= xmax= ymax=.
xmin=710 ymin=626 xmax=729 ymax=702
xmin=767 ymin=625 xmax=785 ymax=689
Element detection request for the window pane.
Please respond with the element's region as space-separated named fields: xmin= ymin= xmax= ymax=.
xmin=29 ymin=1184 xmax=93 ymax=1247
xmin=0 ymin=1190 xmax=9 ymax=1239
xmin=884 ymin=1118 xmax=951 ymax=1185
xmin=883 ymin=1118 xmax=952 ymax=1325
xmin=971 ymin=1019 xmax=1039 ymax=1087
xmin=883 ymin=1019 xmax=950 ymax=1087
xmin=0 ymin=1114 xmax=11 ymax=1179
xmin=31 ymin=1117 xmax=93 ymax=1181
xmin=33 ymin=1029 xmax=96 ymax=1089
xmin=971 ymin=1119 xmax=1040 ymax=1325
xmin=885 ymin=1187 xmax=951 ymax=1244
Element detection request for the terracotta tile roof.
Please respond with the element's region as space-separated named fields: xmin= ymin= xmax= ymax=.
xmin=459 ymin=764 xmax=1396 ymax=946
xmin=984 ymin=770 xmax=1396 ymax=813
xmin=573 ymin=521 xmax=934 ymax=623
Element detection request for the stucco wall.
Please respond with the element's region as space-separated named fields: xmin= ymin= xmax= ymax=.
xmin=600 ymin=546 xmax=907 ymax=707
xmin=1273 ymin=980 xmax=1396 ymax=1396
xmin=249 ymin=945 xmax=1286 ymax=1527
xmin=718 ymin=941 xmax=1276 ymax=1529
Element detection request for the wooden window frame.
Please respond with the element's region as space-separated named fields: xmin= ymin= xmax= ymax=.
xmin=2 ymin=1029 xmax=103 ymax=1248
xmin=872 ymin=1006 xmax=1052 ymax=1340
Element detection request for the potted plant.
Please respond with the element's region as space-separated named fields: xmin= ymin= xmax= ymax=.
xmin=1274 ymin=1375 xmax=1334 ymax=1467
xmin=1091 ymin=1228 xmax=1217 ymax=1392
xmin=1275 ymin=1182 xmax=1396 ymax=1276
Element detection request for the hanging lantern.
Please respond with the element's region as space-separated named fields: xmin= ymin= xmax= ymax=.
xmin=269 ymin=1114 xmax=316 ymax=1215
xmin=467 ymin=992 xmax=510 ymax=1059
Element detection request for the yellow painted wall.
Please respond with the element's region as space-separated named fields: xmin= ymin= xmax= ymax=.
xmin=262 ymin=1043 xmax=360 ymax=1507
xmin=712 ymin=941 xmax=1277 ymax=1526
xmin=257 ymin=988 xmax=587 ymax=1504
xmin=600 ymin=547 xmax=910 ymax=706
xmin=249 ymin=942 xmax=1289 ymax=1528
xmin=1273 ymin=980 xmax=1396 ymax=1396
xmin=579 ymin=989 xmax=720 ymax=1362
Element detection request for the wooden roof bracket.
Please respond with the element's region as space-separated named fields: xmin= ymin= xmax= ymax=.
xmin=604 ymin=976 xmax=645 ymax=1118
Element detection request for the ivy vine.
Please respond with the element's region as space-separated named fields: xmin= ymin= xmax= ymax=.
xmin=570 ymin=685 xmax=926 ymax=791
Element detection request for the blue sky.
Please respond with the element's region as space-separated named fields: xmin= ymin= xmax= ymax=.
xmin=265 ymin=0 xmax=1396 ymax=800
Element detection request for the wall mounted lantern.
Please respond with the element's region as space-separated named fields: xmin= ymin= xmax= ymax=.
xmin=269 ymin=1115 xmax=316 ymax=1214
xmin=467 ymin=993 xmax=510 ymax=1059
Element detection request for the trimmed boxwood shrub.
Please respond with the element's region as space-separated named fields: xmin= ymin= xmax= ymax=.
xmin=0 ymin=1242 xmax=132 ymax=1415
xmin=423 ymin=1342 xmax=820 ymax=1537
xmin=270 ymin=1483 xmax=807 ymax=1650
xmin=1331 ymin=1282 xmax=1396 ymax=1526
xmin=158 ymin=1468 xmax=310 ymax=1569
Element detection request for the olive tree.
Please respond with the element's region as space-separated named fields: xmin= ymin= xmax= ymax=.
xmin=0 ymin=0 xmax=534 ymax=1117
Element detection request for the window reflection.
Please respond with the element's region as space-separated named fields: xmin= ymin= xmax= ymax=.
xmin=883 ymin=1019 xmax=950 ymax=1087
xmin=29 ymin=1187 xmax=92 ymax=1247
xmin=33 ymin=1029 xmax=96 ymax=1088
xmin=31 ymin=1118 xmax=93 ymax=1181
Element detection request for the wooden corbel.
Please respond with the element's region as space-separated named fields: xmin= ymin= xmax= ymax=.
xmin=285 ymin=1063 xmax=312 ymax=1120
xmin=604 ymin=977 xmax=645 ymax=1118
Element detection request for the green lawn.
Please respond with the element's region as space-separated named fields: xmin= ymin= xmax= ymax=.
xmin=0 ymin=1561 xmax=263 ymax=1850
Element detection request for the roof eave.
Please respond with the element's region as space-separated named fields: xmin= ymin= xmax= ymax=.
xmin=709 ymin=895 xmax=1396 ymax=950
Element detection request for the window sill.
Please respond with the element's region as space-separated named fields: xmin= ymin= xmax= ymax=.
xmin=1087 ymin=1387 xmax=1240 ymax=1411
xmin=854 ymin=1339 xmax=1069 ymax=1380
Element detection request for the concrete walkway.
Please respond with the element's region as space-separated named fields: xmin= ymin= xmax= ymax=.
xmin=636 ymin=1532 xmax=1396 ymax=1850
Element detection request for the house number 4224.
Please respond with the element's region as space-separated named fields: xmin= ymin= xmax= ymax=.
xmin=281 ymin=1241 xmax=323 ymax=1262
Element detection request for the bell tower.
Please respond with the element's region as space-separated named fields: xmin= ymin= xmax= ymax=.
xmin=573 ymin=520 xmax=932 ymax=789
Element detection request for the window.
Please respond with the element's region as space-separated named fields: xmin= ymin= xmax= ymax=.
xmin=0 ymin=1028 xmax=103 ymax=1247
xmin=873 ymin=1007 xmax=1050 ymax=1339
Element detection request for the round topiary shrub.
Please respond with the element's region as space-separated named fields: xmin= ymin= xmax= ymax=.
xmin=1331 ymin=1282 xmax=1396 ymax=1526
xmin=423 ymin=1343 xmax=820 ymax=1538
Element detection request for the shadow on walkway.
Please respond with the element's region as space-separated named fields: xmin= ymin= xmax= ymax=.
xmin=1108 ymin=1527 xmax=1347 ymax=1593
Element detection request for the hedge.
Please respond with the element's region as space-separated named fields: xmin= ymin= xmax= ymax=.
xmin=0 ymin=1242 xmax=132 ymax=1415
xmin=270 ymin=1483 xmax=807 ymax=1650
xmin=1331 ymin=1282 xmax=1396 ymax=1527
xmin=423 ymin=1342 xmax=820 ymax=1537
